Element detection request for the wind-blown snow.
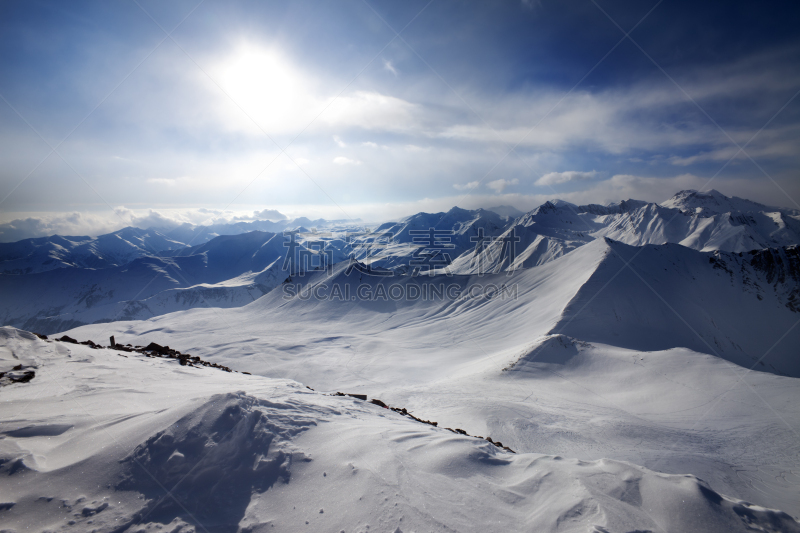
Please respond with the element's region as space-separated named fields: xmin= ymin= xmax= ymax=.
xmin=1 ymin=328 xmax=797 ymax=532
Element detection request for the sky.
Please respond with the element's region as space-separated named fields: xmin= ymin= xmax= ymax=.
xmin=1 ymin=0 xmax=799 ymax=239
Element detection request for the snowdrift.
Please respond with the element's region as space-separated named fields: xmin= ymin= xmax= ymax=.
xmin=1 ymin=327 xmax=797 ymax=533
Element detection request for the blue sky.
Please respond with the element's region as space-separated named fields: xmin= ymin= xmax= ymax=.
xmin=1 ymin=0 xmax=799 ymax=237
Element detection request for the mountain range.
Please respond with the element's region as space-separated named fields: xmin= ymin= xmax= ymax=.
xmin=1 ymin=189 xmax=797 ymax=334
xmin=1 ymin=188 xmax=799 ymax=531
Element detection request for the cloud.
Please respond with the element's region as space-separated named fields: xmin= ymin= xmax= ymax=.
xmin=343 ymin=174 xmax=794 ymax=223
xmin=0 ymin=208 xmax=183 ymax=242
xmin=250 ymin=208 xmax=287 ymax=221
xmin=3 ymin=37 xmax=799 ymax=221
xmin=453 ymin=181 xmax=480 ymax=191
xmin=487 ymin=178 xmax=519 ymax=193
xmin=333 ymin=156 xmax=361 ymax=165
xmin=321 ymin=91 xmax=423 ymax=133
xmin=362 ymin=141 xmax=388 ymax=149
xmin=0 ymin=207 xmax=290 ymax=242
xmin=146 ymin=176 xmax=192 ymax=187
xmin=383 ymin=59 xmax=398 ymax=76
xmin=535 ymin=170 xmax=598 ymax=186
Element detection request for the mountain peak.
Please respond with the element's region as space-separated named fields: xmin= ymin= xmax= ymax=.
xmin=486 ymin=205 xmax=525 ymax=218
xmin=530 ymin=199 xmax=576 ymax=215
xmin=661 ymin=189 xmax=769 ymax=214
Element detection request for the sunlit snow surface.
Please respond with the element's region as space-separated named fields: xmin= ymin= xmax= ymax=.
xmin=1 ymin=328 xmax=798 ymax=532
xmin=1 ymin=190 xmax=799 ymax=531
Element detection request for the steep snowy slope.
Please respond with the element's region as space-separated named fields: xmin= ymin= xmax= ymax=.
xmin=450 ymin=200 xmax=595 ymax=273
xmin=2 ymin=327 xmax=797 ymax=533
xmin=553 ymin=239 xmax=800 ymax=376
xmin=353 ymin=206 xmax=511 ymax=272
xmin=67 ymin=238 xmax=800 ymax=384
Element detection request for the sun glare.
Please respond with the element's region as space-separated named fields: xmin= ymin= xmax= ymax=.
xmin=220 ymin=47 xmax=307 ymax=127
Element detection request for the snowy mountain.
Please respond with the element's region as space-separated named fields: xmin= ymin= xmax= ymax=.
xmin=1 ymin=189 xmax=799 ymax=333
xmin=0 ymin=227 xmax=186 ymax=275
xmin=2 ymin=190 xmax=800 ymax=531
xmin=3 ymin=327 xmax=797 ymax=532
xmin=591 ymin=195 xmax=800 ymax=252
xmin=0 ymin=231 xmax=335 ymax=334
xmin=353 ymin=206 xmax=509 ymax=272
xmin=0 ymin=217 xmax=364 ymax=275
xmin=660 ymin=188 xmax=779 ymax=214
xmin=54 ymin=235 xmax=800 ymax=527
xmin=486 ymin=204 xmax=525 ymax=218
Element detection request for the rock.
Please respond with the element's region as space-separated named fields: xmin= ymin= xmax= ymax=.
xmin=347 ymin=394 xmax=367 ymax=401
xmin=8 ymin=370 xmax=35 ymax=384
xmin=370 ymin=399 xmax=388 ymax=408
xmin=144 ymin=342 xmax=169 ymax=355
xmin=58 ymin=335 xmax=78 ymax=344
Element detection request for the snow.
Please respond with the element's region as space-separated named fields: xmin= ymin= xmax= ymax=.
xmin=1 ymin=328 xmax=797 ymax=532
xmin=2 ymin=190 xmax=800 ymax=531
xmin=3 ymin=190 xmax=799 ymax=332
xmin=56 ymin=237 xmax=800 ymax=522
xmin=660 ymin=189 xmax=779 ymax=215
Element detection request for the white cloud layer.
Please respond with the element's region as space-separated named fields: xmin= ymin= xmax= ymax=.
xmin=0 ymin=206 xmax=288 ymax=241
xmin=332 ymin=156 xmax=361 ymax=165
xmin=536 ymin=170 xmax=598 ymax=186
xmin=487 ymin=178 xmax=519 ymax=193
xmin=453 ymin=181 xmax=479 ymax=191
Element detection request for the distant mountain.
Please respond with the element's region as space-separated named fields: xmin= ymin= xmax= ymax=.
xmin=0 ymin=227 xmax=185 ymax=275
xmin=660 ymin=189 xmax=778 ymax=215
xmin=0 ymin=231 xmax=332 ymax=333
xmin=0 ymin=217 xmax=364 ymax=275
xmin=486 ymin=205 xmax=525 ymax=218
xmin=1 ymin=190 xmax=799 ymax=332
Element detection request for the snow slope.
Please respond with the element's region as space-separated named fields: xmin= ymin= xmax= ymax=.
xmin=65 ymin=238 xmax=800 ymax=518
xmin=552 ymin=239 xmax=800 ymax=376
xmin=2 ymin=327 xmax=797 ymax=533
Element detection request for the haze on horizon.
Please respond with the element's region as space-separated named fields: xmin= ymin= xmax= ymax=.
xmin=1 ymin=0 xmax=799 ymax=239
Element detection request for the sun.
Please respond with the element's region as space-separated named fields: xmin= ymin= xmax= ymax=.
xmin=219 ymin=46 xmax=306 ymax=128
